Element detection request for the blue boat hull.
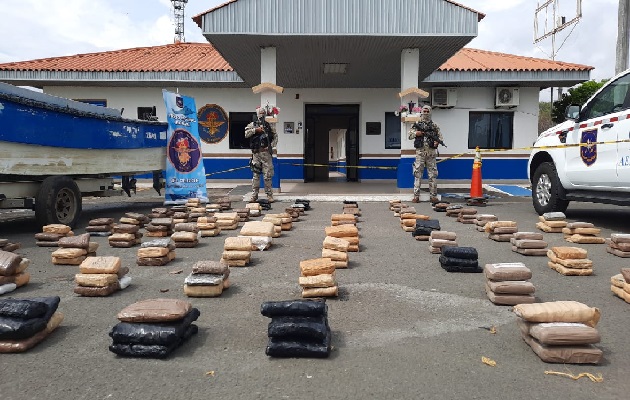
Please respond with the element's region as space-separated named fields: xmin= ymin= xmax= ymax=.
xmin=0 ymin=82 xmax=167 ymax=176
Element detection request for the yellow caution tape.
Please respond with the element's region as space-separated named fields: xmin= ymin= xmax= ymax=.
xmin=544 ymin=370 xmax=603 ymax=383
xmin=202 ymin=138 xmax=630 ymax=176
xmin=481 ymin=356 xmax=497 ymax=367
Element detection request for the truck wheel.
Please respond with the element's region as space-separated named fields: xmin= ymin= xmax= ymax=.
xmin=34 ymin=176 xmax=82 ymax=227
xmin=531 ymin=162 xmax=569 ymax=215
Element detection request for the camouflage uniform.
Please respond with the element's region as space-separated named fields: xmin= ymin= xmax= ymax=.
xmin=245 ymin=114 xmax=278 ymax=200
xmin=408 ymin=107 xmax=443 ymax=200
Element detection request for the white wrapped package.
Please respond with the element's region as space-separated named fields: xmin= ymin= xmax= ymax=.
xmin=238 ymin=235 xmax=272 ymax=251
xmin=118 ymin=275 xmax=132 ymax=290
xmin=0 ymin=283 xmax=17 ymax=295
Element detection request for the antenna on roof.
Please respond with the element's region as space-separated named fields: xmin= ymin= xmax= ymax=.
xmin=171 ymin=0 xmax=188 ymax=43
xmin=533 ymin=0 xmax=582 ymax=104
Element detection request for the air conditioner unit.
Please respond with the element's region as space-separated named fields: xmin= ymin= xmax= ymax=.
xmin=431 ymin=87 xmax=457 ymax=108
xmin=495 ymin=87 xmax=520 ymax=107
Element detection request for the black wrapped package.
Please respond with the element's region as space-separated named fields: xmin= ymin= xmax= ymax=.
xmin=441 ymin=246 xmax=478 ymax=260
xmin=266 ymin=327 xmax=331 ymax=358
xmin=109 ymin=308 xmax=200 ymax=346
xmin=0 ymin=299 xmax=48 ymax=319
xmin=439 ymin=255 xmax=480 ymax=268
xmin=268 ymin=316 xmax=328 ymax=341
xmin=295 ymin=199 xmax=311 ymax=210
xmin=440 ymin=262 xmax=482 ymax=273
xmin=261 ymin=299 xmax=327 ymax=318
xmin=0 ymin=296 xmax=60 ymax=340
xmin=109 ymin=324 xmax=198 ymax=358
xmin=412 ymin=220 xmax=441 ymax=237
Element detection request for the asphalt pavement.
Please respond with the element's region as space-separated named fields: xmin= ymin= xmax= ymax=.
xmin=0 ymin=189 xmax=629 ymax=400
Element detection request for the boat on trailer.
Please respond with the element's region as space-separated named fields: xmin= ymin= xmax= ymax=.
xmin=0 ymin=82 xmax=167 ymax=226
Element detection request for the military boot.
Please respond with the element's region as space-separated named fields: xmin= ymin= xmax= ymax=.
xmin=429 ymin=195 xmax=439 ymax=204
xmin=267 ymin=193 xmax=275 ymax=203
xmin=248 ymin=192 xmax=259 ymax=203
xmin=411 ymin=196 xmax=420 ymax=203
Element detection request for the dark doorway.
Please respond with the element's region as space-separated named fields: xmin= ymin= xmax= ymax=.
xmin=304 ymin=104 xmax=360 ymax=182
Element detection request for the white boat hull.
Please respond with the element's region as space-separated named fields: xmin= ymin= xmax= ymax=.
xmin=0 ymin=141 xmax=166 ymax=176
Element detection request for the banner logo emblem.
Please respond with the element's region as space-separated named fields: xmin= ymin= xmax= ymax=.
xmin=197 ymin=104 xmax=228 ymax=144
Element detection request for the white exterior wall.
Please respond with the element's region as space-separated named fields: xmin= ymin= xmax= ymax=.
xmin=44 ymin=85 xmax=540 ymax=157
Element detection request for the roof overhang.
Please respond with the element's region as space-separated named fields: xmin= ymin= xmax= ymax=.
xmin=424 ymin=70 xmax=592 ymax=89
xmin=196 ymin=0 xmax=482 ymax=88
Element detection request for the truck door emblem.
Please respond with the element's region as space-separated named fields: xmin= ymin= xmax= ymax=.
xmin=581 ymin=129 xmax=597 ymax=166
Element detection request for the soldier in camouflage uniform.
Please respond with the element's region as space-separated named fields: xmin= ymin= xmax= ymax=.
xmin=408 ymin=105 xmax=444 ymax=203
xmin=245 ymin=107 xmax=278 ymax=202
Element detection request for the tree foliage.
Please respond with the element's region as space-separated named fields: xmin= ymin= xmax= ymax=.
xmin=538 ymin=102 xmax=553 ymax=133
xmin=551 ymin=80 xmax=608 ymax=123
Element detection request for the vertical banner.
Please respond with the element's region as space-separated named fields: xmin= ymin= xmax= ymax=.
xmin=162 ymin=89 xmax=208 ymax=205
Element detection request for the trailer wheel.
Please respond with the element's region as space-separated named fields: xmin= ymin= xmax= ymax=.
xmin=35 ymin=176 xmax=82 ymax=227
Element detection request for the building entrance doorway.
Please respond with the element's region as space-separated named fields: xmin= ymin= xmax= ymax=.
xmin=304 ymin=104 xmax=359 ymax=182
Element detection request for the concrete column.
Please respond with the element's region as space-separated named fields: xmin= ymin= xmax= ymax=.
xmin=398 ymin=48 xmax=420 ymax=191
xmin=259 ymin=47 xmax=280 ymax=192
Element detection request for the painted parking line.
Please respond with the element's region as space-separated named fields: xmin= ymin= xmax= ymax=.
xmin=488 ymin=185 xmax=532 ymax=197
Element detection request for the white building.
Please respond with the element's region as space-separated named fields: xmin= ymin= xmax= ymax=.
xmin=0 ymin=0 xmax=592 ymax=191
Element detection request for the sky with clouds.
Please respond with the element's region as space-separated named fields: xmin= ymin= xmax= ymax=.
xmin=0 ymin=0 xmax=621 ymax=98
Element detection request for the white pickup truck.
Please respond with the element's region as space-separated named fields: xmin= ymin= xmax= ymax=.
xmin=528 ymin=69 xmax=630 ymax=214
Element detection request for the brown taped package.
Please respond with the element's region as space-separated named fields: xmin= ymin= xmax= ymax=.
xmin=611 ymin=285 xmax=630 ymax=303
xmin=137 ymin=255 xmax=171 ymax=266
xmin=224 ymin=237 xmax=253 ymax=251
xmin=484 ymin=221 xmax=517 ymax=232
xmin=551 ymin=246 xmax=588 ymax=260
xmin=220 ymin=257 xmax=249 ymax=267
xmin=486 ymin=279 xmax=535 ymax=294
xmin=565 ymin=234 xmax=606 ymax=244
xmin=184 ymin=284 xmax=223 ymax=297
xmin=512 ymin=246 xmax=549 ymax=256
xmin=171 ymin=231 xmax=198 ymax=242
xmin=548 ymin=261 xmax=593 ymax=276
xmin=109 ymin=240 xmax=138 ymax=248
xmin=52 ymin=256 xmax=86 ymax=265
xmin=512 ymin=239 xmax=548 ymax=249
xmin=428 ymin=238 xmax=458 ymax=248
xmin=300 ymin=258 xmax=335 ymax=276
xmin=52 ymin=247 xmax=87 ymax=259
xmin=325 ymin=225 xmax=359 ymax=238
xmin=79 ymin=256 xmax=121 ymax=274
xmin=137 ymin=247 xmax=169 ymax=259
xmin=521 ymin=332 xmax=602 ymax=364
xmin=58 ymin=233 xmax=90 ymax=249
xmin=323 ymin=236 xmax=350 ymax=252
xmin=611 ymin=274 xmax=625 ymax=288
xmin=117 ymin=298 xmax=192 ymax=323
xmin=606 ymin=246 xmax=630 ymax=258
xmin=430 ymin=231 xmax=457 ymax=240
xmin=485 ymin=284 xmax=535 ymax=305
xmin=610 ymin=241 xmax=630 ymax=251
xmin=192 ymin=260 xmax=228 ymax=275
xmin=322 ymin=248 xmax=348 ymax=262
xmin=547 ymin=250 xmax=593 ymax=268
xmin=112 ymin=224 xmax=140 ymax=234
xmin=43 ymin=224 xmax=72 ymax=234
xmin=299 ymin=273 xmax=336 ymax=288
xmin=566 ymin=222 xmax=594 ymax=229
xmin=517 ymin=318 xmax=600 ymax=345
xmin=75 ymin=273 xmax=119 ymax=287
xmin=484 ymin=263 xmax=532 ymax=281
xmin=0 ymin=251 xmax=22 ymax=276
xmin=302 ymin=286 xmax=338 ymax=298
xmin=0 ymin=312 xmax=64 ymax=353
xmin=513 ymin=231 xmax=544 ymax=240
xmin=535 ymin=222 xmax=564 ymax=233
xmin=108 ymin=233 xmax=136 ymax=242
xmin=562 ymin=227 xmax=601 ymax=235
xmin=174 ymin=240 xmax=199 ymax=248
xmin=513 ymin=301 xmax=600 ymax=327
xmin=221 ymin=250 xmax=251 ymax=261
xmin=611 ymin=233 xmax=630 ymax=243
xmin=487 ymin=233 xmax=513 ymax=242
xmin=74 ymin=282 xmax=119 ymax=296
xmin=240 ymin=221 xmax=275 ymax=237
xmin=622 ymin=268 xmax=630 ymax=283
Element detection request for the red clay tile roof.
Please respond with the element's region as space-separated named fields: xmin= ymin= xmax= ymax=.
xmin=0 ymin=42 xmax=232 ymax=72
xmin=0 ymin=43 xmax=592 ymax=74
xmin=192 ymin=0 xmax=485 ymax=27
xmin=441 ymin=48 xmax=593 ymax=72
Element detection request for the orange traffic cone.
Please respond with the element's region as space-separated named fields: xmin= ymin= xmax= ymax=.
xmin=470 ymin=146 xmax=483 ymax=198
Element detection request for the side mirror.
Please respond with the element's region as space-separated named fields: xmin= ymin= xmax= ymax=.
xmin=565 ymin=104 xmax=580 ymax=121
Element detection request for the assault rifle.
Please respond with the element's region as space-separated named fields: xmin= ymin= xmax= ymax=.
xmin=250 ymin=117 xmax=274 ymax=153
xmin=412 ymin=121 xmax=447 ymax=149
